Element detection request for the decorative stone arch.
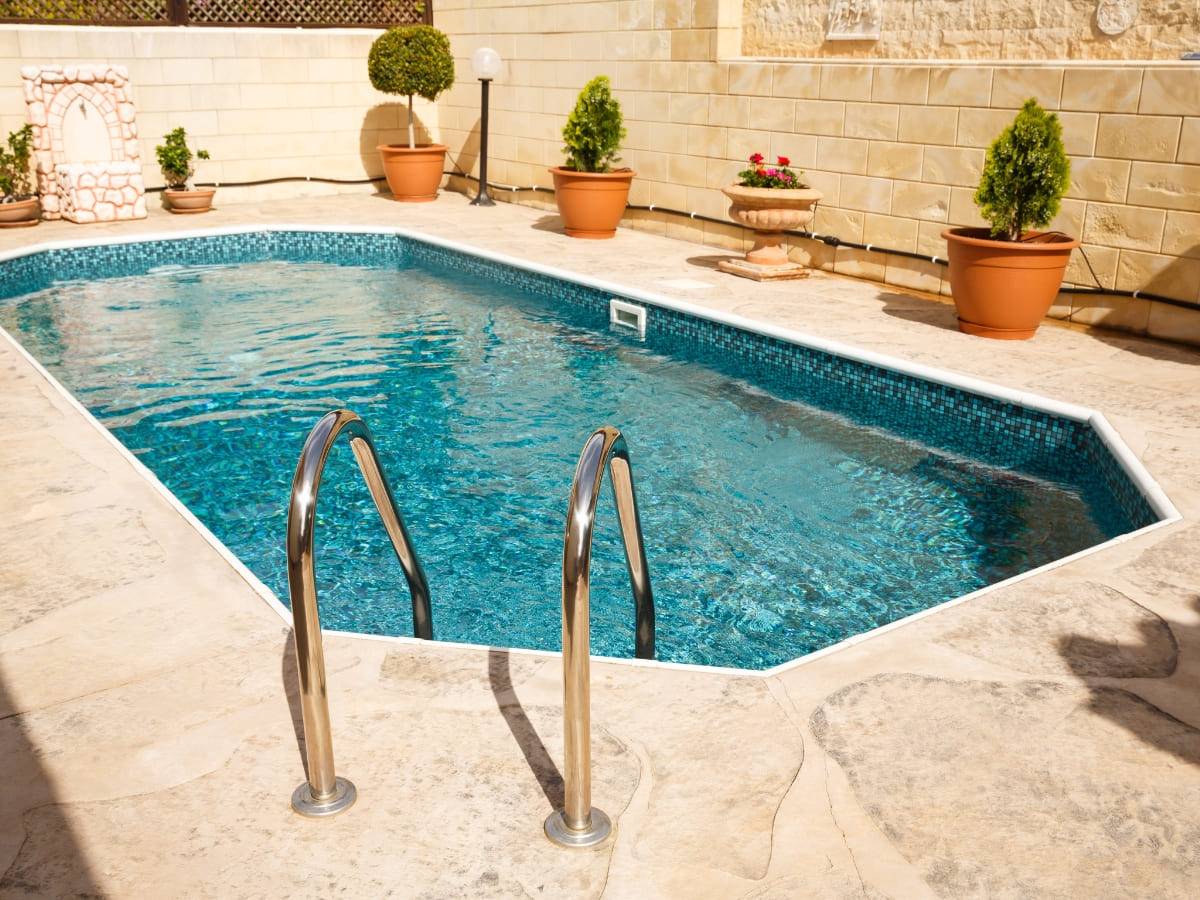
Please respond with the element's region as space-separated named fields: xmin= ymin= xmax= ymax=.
xmin=21 ymin=64 xmax=147 ymax=223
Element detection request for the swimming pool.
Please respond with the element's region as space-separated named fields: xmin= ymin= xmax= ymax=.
xmin=0 ymin=228 xmax=1169 ymax=670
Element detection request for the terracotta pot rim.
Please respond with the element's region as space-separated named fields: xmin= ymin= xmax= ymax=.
xmin=943 ymin=226 xmax=1080 ymax=250
xmin=549 ymin=166 xmax=637 ymax=179
xmin=377 ymin=143 xmax=448 ymax=153
xmin=165 ymin=187 xmax=216 ymax=195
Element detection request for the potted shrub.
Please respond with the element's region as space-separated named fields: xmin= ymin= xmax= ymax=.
xmin=549 ymin=75 xmax=635 ymax=239
xmin=368 ymin=24 xmax=455 ymax=202
xmin=942 ymin=98 xmax=1077 ymax=339
xmin=156 ymin=127 xmax=214 ymax=214
xmin=720 ymin=153 xmax=823 ymax=280
xmin=0 ymin=123 xmax=39 ymax=227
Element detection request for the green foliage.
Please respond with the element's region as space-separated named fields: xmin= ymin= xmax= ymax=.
xmin=974 ymin=99 xmax=1071 ymax=241
xmin=561 ymin=76 xmax=625 ymax=174
xmin=368 ymin=25 xmax=455 ymax=103
xmin=155 ymin=127 xmax=209 ymax=190
xmin=0 ymin=123 xmax=34 ymax=200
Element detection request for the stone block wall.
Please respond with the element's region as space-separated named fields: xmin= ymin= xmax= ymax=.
xmin=435 ymin=0 xmax=1200 ymax=343
xmin=0 ymin=8 xmax=1196 ymax=343
xmin=0 ymin=25 xmax=436 ymax=205
xmin=744 ymin=0 xmax=1199 ymax=61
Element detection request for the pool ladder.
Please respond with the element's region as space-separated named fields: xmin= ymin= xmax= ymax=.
xmin=286 ymin=413 xmax=655 ymax=847
xmin=286 ymin=409 xmax=432 ymax=817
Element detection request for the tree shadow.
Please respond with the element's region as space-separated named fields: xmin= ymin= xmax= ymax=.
xmin=1059 ymin=593 xmax=1200 ymax=766
xmin=880 ymin=290 xmax=961 ymax=332
xmin=487 ymin=648 xmax=563 ymax=810
xmin=360 ymin=103 xmax=435 ymax=184
xmin=0 ymin=668 xmax=103 ymax=894
xmin=531 ymin=214 xmax=566 ymax=235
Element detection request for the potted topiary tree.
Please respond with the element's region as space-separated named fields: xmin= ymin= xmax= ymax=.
xmin=549 ymin=75 xmax=635 ymax=239
xmin=0 ymin=123 xmax=39 ymax=227
xmin=368 ymin=24 xmax=456 ymax=202
xmin=942 ymin=98 xmax=1077 ymax=339
xmin=155 ymin=127 xmax=214 ymax=214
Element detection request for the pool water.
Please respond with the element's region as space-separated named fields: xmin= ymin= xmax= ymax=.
xmin=0 ymin=254 xmax=1138 ymax=668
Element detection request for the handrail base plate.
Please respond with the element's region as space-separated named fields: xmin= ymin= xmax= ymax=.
xmin=544 ymin=808 xmax=612 ymax=848
xmin=291 ymin=776 xmax=357 ymax=818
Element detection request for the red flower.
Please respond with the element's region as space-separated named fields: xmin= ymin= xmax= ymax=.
xmin=777 ymin=156 xmax=790 ymax=166
xmin=749 ymin=152 xmax=764 ymax=164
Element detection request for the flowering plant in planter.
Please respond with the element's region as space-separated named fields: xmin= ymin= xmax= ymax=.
xmin=735 ymin=153 xmax=807 ymax=189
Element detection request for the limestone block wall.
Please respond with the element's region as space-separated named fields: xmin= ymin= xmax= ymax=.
xmin=744 ymin=0 xmax=1200 ymax=61
xmin=436 ymin=0 xmax=1200 ymax=343
xmin=0 ymin=25 xmax=435 ymax=205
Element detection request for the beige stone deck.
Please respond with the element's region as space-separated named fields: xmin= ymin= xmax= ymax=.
xmin=2 ymin=192 xmax=1198 ymax=898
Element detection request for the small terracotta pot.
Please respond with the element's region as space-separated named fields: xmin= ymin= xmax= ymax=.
xmin=721 ymin=184 xmax=823 ymax=266
xmin=377 ymin=144 xmax=447 ymax=202
xmin=549 ymin=167 xmax=636 ymax=239
xmin=943 ymin=227 xmax=1080 ymax=340
xmin=0 ymin=196 xmax=41 ymax=228
xmin=166 ymin=188 xmax=216 ymax=214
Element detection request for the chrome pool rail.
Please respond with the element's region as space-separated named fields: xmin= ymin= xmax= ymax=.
xmin=546 ymin=425 xmax=655 ymax=848
xmin=286 ymin=409 xmax=433 ymax=817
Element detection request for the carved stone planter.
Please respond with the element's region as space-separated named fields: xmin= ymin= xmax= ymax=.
xmin=720 ymin=183 xmax=823 ymax=281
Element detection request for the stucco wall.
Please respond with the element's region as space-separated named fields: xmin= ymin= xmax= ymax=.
xmin=742 ymin=1 xmax=1200 ymax=61
xmin=0 ymin=25 xmax=432 ymax=204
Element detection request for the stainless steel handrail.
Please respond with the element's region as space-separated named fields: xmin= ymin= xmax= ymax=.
xmin=287 ymin=409 xmax=433 ymax=817
xmin=545 ymin=426 xmax=655 ymax=848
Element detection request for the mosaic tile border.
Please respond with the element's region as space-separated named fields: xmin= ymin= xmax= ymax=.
xmin=0 ymin=228 xmax=1162 ymax=531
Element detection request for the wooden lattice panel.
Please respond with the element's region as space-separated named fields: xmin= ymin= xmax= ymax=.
xmin=0 ymin=0 xmax=424 ymax=25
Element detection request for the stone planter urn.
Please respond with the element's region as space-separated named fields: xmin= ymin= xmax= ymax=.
xmin=720 ymin=184 xmax=823 ymax=281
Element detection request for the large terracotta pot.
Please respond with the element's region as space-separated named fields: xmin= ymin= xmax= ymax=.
xmin=942 ymin=227 xmax=1080 ymax=340
xmin=549 ymin=167 xmax=636 ymax=239
xmin=165 ymin=188 xmax=216 ymax=214
xmin=0 ymin=196 xmax=40 ymax=228
xmin=377 ymin=143 xmax=447 ymax=202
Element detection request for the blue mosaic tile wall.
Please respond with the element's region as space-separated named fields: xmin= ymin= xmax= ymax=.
xmin=0 ymin=228 xmax=1161 ymax=531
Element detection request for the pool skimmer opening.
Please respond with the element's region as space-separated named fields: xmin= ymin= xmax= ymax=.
xmin=609 ymin=298 xmax=647 ymax=336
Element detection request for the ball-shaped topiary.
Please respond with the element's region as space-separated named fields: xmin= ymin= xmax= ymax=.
xmin=974 ymin=98 xmax=1071 ymax=242
xmin=561 ymin=75 xmax=625 ymax=174
xmin=368 ymin=25 xmax=456 ymax=149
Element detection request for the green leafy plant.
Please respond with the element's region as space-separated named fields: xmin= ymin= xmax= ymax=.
xmin=561 ymin=75 xmax=625 ymax=173
xmin=974 ymin=98 xmax=1071 ymax=241
xmin=735 ymin=152 xmax=807 ymax=189
xmin=155 ymin=127 xmax=210 ymax=190
xmin=0 ymin=123 xmax=35 ymax=201
xmin=368 ymin=24 xmax=455 ymax=149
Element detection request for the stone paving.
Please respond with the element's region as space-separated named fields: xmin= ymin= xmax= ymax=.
xmin=1 ymin=191 xmax=1198 ymax=898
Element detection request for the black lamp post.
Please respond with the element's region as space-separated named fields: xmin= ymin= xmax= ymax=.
xmin=471 ymin=47 xmax=501 ymax=207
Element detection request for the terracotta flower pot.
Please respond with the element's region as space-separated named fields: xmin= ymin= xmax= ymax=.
xmin=0 ymin=196 xmax=40 ymax=228
xmin=165 ymin=188 xmax=215 ymax=214
xmin=377 ymin=144 xmax=447 ymax=202
xmin=720 ymin=183 xmax=823 ymax=279
xmin=549 ymin=167 xmax=635 ymax=239
xmin=942 ymin=227 xmax=1080 ymax=340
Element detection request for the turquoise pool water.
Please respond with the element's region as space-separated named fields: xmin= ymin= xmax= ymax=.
xmin=0 ymin=233 xmax=1156 ymax=669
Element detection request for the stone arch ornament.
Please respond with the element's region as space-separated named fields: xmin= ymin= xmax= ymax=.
xmin=21 ymin=65 xmax=147 ymax=223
